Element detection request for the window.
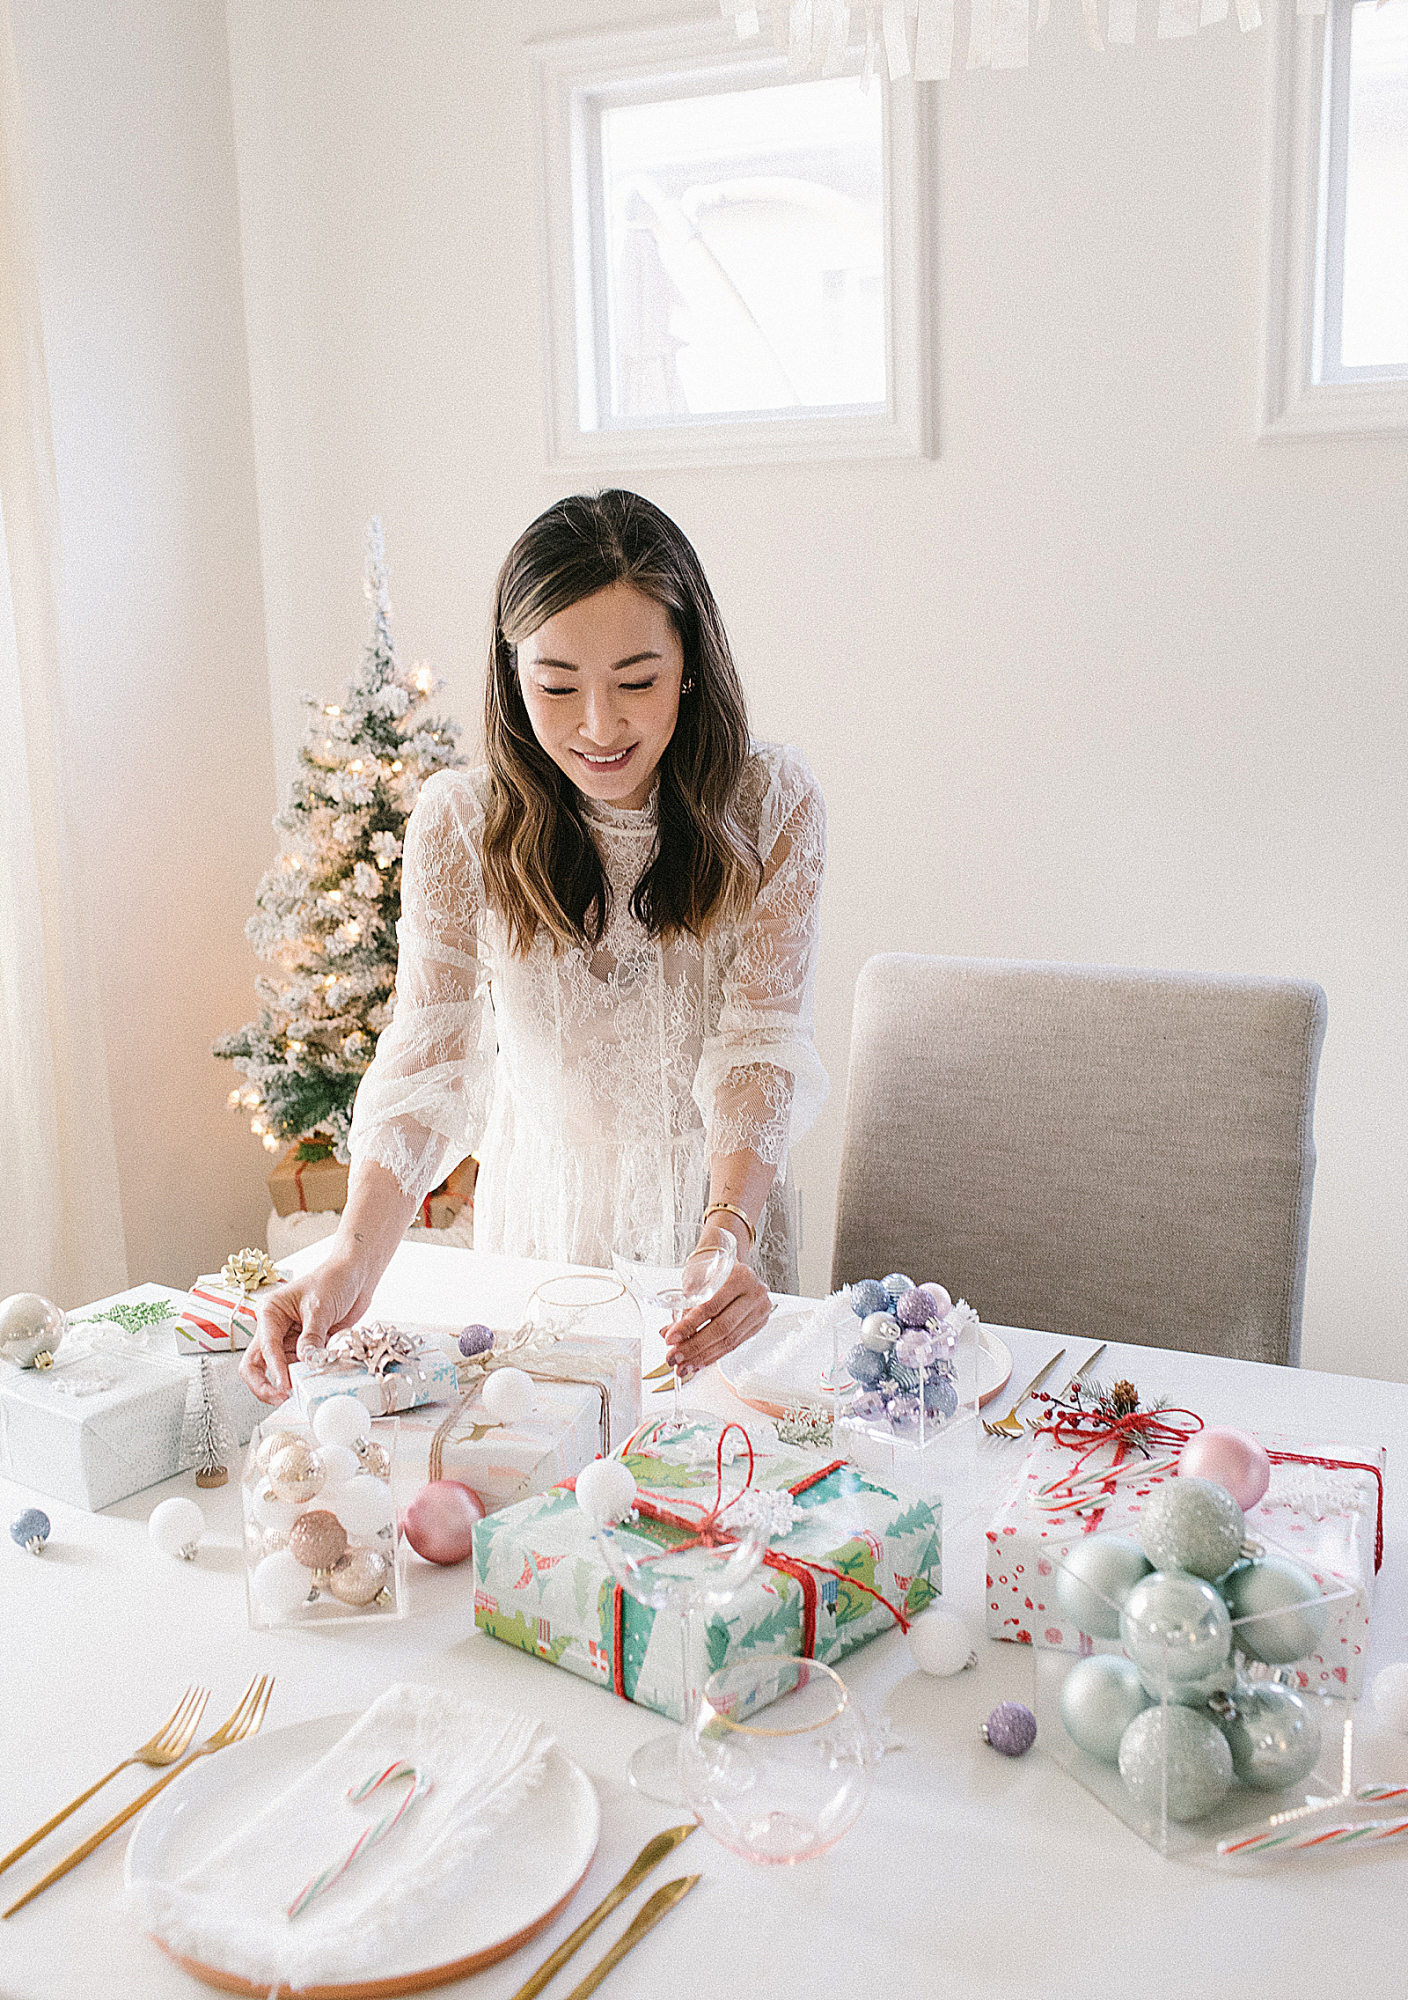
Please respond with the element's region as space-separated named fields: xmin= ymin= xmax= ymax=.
xmin=531 ymin=19 xmax=932 ymax=467
xmin=1263 ymin=0 xmax=1408 ymax=434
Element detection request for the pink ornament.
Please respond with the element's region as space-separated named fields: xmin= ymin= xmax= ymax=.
xmin=402 ymin=1481 xmax=485 ymax=1566
xmin=1178 ymin=1427 xmax=1272 ymax=1511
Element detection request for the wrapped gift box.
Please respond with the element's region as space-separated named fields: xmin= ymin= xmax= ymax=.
xmin=473 ymin=1416 xmax=943 ymax=1723
xmin=394 ymin=1377 xmax=605 ymax=1512
xmin=391 ymin=1322 xmax=641 ymax=1458
xmin=181 ymin=1274 xmax=278 ymax=1353
xmin=0 ymin=1285 xmax=263 ymax=1511
xmin=268 ymin=1136 xmax=350 ymax=1217
xmin=986 ymin=1429 xmax=1383 ymax=1695
xmin=289 ymin=1343 xmax=459 ymax=1421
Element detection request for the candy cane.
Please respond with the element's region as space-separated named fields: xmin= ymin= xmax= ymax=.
xmin=1218 ymin=1814 xmax=1408 ymax=1859
xmin=287 ymin=1761 xmax=432 ymax=1918
xmin=1354 ymin=1783 xmax=1408 ymax=1804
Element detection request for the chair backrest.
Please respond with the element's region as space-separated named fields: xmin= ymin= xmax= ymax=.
xmin=830 ymin=956 xmax=1327 ymax=1366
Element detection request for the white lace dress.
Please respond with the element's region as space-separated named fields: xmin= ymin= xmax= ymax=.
xmin=348 ymin=742 xmax=827 ymax=1293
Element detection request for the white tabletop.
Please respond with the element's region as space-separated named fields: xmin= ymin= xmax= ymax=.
xmin=3 ymin=1241 xmax=1405 ymax=2000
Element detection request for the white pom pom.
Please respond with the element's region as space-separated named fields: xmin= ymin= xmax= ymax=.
xmin=315 ymin=1442 xmax=362 ymax=1486
xmin=331 ymin=1474 xmax=395 ymax=1539
xmin=907 ymin=1607 xmax=976 ymax=1677
xmin=312 ymin=1394 xmax=372 ymax=1446
xmin=482 ymin=1367 xmax=534 ymax=1424
xmin=575 ymin=1457 xmax=637 ymax=1526
xmin=1372 ymin=1662 xmax=1408 ymax=1734
xmin=148 ymin=1496 xmax=205 ymax=1561
xmin=253 ymin=1547 xmax=314 ymax=1616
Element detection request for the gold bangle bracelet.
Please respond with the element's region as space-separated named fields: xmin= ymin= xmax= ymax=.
xmin=703 ymin=1200 xmax=755 ymax=1247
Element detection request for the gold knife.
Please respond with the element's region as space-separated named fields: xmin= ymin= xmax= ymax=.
xmin=508 ymin=1827 xmax=696 ymax=2000
xmin=560 ymin=1875 xmax=700 ymax=2000
xmin=1056 ymin=1341 xmax=1108 ymax=1398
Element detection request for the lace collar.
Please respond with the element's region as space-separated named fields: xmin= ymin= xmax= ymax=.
xmin=577 ymin=781 xmax=659 ymax=833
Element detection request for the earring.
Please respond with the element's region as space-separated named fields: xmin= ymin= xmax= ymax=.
xmin=681 ymin=677 xmax=695 ymax=694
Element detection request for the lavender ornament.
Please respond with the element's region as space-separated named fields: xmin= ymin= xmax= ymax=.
xmin=983 ymin=1702 xmax=1038 ymax=1757
xmin=458 ymin=1323 xmax=494 ymax=1359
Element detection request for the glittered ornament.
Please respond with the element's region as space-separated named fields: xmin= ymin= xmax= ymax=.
xmin=1212 ymin=1680 xmax=1322 ymax=1789
xmin=403 ymin=1481 xmax=485 ymax=1564
xmin=253 ymin=1547 xmax=315 ymax=1617
xmin=923 ymin=1374 xmax=959 ymax=1421
xmin=1060 ymin=1655 xmax=1151 ymax=1764
xmin=1221 ymin=1554 xmax=1326 ymax=1665
xmin=907 ymin=1608 xmax=976 ymax=1677
xmin=267 ymin=1439 xmax=327 ymax=1505
xmin=316 ymin=1442 xmax=363 ymax=1486
xmin=849 ymin=1279 xmax=887 ymax=1317
xmin=1118 ymin=1704 xmax=1233 ymax=1822
xmin=332 ymin=1474 xmax=395 ymax=1540
xmin=1055 ymin=1534 xmax=1153 ymax=1640
xmin=847 ymin=1343 xmax=885 ymax=1387
xmin=1370 ymin=1663 xmax=1408 ymax=1734
xmin=1178 ymin=1427 xmax=1272 ymax=1512
xmin=288 ymin=1508 xmax=349 ymax=1571
xmin=574 ymin=1458 xmax=638 ymax=1526
xmin=148 ymin=1496 xmax=205 ymax=1560
xmin=312 ymin=1394 xmax=372 ymax=1448
xmin=10 ymin=1507 xmax=50 ymax=1555
xmin=358 ymin=1439 xmax=392 ymax=1481
xmin=481 ymin=1367 xmax=534 ymax=1425
xmin=458 ymin=1323 xmax=494 ymax=1358
xmin=983 ymin=1702 xmax=1037 ymax=1756
xmin=895 ymin=1288 xmax=934 ymax=1328
xmin=328 ymin=1546 xmax=390 ymax=1606
xmin=881 ymin=1272 xmax=915 ymax=1303
xmin=0 ymin=1292 xmax=64 ymax=1369
xmin=1120 ymin=1571 xmax=1233 ymax=1688
xmin=1137 ymin=1477 xmax=1245 ymax=1581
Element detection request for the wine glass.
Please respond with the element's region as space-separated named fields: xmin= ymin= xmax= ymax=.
xmin=591 ymin=1452 xmax=768 ymax=1805
xmin=679 ymin=1656 xmax=876 ymax=1864
xmin=651 ymin=1229 xmax=737 ymax=1434
xmin=527 ymin=1271 xmax=641 ymax=1341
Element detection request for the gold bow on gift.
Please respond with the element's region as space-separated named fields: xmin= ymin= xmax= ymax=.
xmin=327 ymin=1323 xmax=421 ymax=1377
xmin=221 ymin=1248 xmax=279 ymax=1297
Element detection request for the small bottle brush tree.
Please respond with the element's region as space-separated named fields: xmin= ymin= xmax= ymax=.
xmin=215 ymin=519 xmax=462 ymax=1161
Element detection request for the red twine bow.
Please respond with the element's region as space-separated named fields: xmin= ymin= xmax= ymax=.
xmin=1032 ymin=1402 xmax=1204 ymax=1516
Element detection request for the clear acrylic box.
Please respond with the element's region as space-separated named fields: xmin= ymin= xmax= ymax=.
xmin=1036 ymin=1536 xmax=1359 ymax=1858
xmin=242 ymin=1414 xmax=406 ymax=1629
xmin=833 ymin=1303 xmax=981 ymax=1522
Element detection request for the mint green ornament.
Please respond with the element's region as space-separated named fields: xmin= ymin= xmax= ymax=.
xmin=1138 ymin=1476 xmax=1245 ymax=1581
xmin=1060 ymin=1654 xmax=1151 ymax=1763
xmin=1212 ymin=1679 xmax=1322 ymax=1789
xmin=1118 ymin=1704 xmax=1233 ymax=1822
xmin=1121 ymin=1570 xmax=1232 ymax=1688
xmin=1055 ymin=1534 xmax=1153 ymax=1640
xmin=1222 ymin=1554 xmax=1327 ymax=1665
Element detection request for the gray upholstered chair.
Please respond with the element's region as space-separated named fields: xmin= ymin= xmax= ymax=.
xmin=830 ymin=956 xmax=1327 ymax=1366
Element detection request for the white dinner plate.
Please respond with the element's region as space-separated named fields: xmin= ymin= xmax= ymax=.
xmin=126 ymin=1712 xmax=600 ymax=1999
xmin=719 ymin=1301 xmax=1015 ymax=1419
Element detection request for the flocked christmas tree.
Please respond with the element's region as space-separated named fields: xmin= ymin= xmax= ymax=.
xmin=215 ymin=520 xmax=462 ymax=1161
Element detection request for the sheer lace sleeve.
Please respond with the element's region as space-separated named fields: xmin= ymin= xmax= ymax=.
xmin=693 ymin=747 xmax=829 ymax=1174
xmin=348 ymin=770 xmax=496 ymax=1206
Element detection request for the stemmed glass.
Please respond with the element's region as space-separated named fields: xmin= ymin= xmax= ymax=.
xmin=590 ymin=1429 xmax=768 ymax=1806
xmin=614 ymin=1228 xmax=737 ymax=1436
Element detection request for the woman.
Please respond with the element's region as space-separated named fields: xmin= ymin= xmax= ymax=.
xmin=243 ymin=490 xmax=826 ymax=1405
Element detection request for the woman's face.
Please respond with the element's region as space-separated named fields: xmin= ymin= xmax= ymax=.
xmin=516 ymin=580 xmax=684 ymax=812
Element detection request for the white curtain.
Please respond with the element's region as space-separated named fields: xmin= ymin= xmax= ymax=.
xmin=0 ymin=2 xmax=127 ymax=1305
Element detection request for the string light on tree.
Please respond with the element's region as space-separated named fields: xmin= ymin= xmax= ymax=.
xmin=214 ymin=519 xmax=462 ymax=1162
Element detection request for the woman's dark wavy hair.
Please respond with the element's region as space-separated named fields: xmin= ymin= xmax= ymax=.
xmin=481 ymin=490 xmax=762 ymax=954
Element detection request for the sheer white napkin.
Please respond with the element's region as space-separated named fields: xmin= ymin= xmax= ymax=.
xmin=136 ymin=1682 xmax=550 ymax=1990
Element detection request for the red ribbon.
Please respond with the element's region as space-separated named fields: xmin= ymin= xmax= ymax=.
xmin=604 ymin=1420 xmax=913 ymax=1700
xmin=1266 ymin=1450 xmax=1385 ymax=1573
xmin=1031 ymin=1403 xmax=1204 ymax=1520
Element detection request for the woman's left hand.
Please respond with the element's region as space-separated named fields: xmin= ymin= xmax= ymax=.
xmin=665 ymin=1260 xmax=771 ymax=1378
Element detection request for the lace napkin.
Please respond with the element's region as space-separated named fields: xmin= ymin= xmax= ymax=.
xmin=136 ymin=1683 xmax=549 ymax=1991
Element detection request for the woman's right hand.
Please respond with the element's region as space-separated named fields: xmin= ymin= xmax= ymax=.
xmin=240 ymin=1256 xmax=379 ymax=1405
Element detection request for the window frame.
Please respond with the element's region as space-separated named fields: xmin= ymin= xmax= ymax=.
xmin=528 ymin=16 xmax=934 ymax=469
xmin=1261 ymin=0 xmax=1408 ymax=436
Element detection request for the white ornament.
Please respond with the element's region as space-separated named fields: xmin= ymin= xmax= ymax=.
xmin=482 ymin=1367 xmax=534 ymax=1425
xmin=251 ymin=1486 xmax=301 ymax=1533
xmin=332 ymin=1474 xmax=395 ymax=1539
xmin=148 ymin=1496 xmax=205 ymax=1561
xmin=575 ymin=1458 xmax=638 ymax=1526
xmin=1371 ymin=1662 xmax=1408 ymax=1734
xmin=253 ymin=1547 xmax=314 ymax=1617
xmin=316 ymin=1442 xmax=363 ymax=1486
xmin=312 ymin=1394 xmax=372 ymax=1447
xmin=907 ymin=1608 xmax=977 ymax=1677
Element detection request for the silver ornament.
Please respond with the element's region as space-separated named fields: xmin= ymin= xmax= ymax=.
xmin=1221 ymin=1554 xmax=1327 ymax=1665
xmin=1210 ymin=1680 xmax=1322 ymax=1790
xmin=1137 ymin=1477 xmax=1245 ymax=1581
xmin=1120 ymin=1570 xmax=1233 ymax=1688
xmin=0 ymin=1292 xmax=65 ymax=1370
xmin=1055 ymin=1534 xmax=1153 ymax=1640
xmin=1118 ymin=1704 xmax=1234 ymax=1822
xmin=1060 ymin=1654 xmax=1151 ymax=1764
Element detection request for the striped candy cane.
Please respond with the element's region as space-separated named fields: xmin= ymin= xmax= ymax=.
xmin=1355 ymin=1783 xmax=1408 ymax=1804
xmin=288 ymin=1761 xmax=433 ymax=1918
xmin=1219 ymin=1813 xmax=1408 ymax=1859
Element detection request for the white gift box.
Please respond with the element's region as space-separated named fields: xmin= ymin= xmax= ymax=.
xmin=0 ymin=1285 xmax=263 ymax=1512
xmin=178 ymin=1275 xmax=272 ymax=1353
xmin=986 ymin=1429 xmax=1383 ymax=1696
xmin=393 ymin=1376 xmax=605 ymax=1512
xmin=289 ymin=1344 xmax=459 ymax=1422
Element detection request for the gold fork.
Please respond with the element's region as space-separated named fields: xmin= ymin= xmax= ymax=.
xmin=3 ymin=1676 xmax=273 ymax=1918
xmin=981 ymin=1347 xmax=1067 ymax=1439
xmin=0 ymin=1686 xmax=209 ymax=1879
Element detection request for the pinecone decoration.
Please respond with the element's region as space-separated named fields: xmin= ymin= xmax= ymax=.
xmin=1109 ymin=1378 xmax=1139 ymax=1417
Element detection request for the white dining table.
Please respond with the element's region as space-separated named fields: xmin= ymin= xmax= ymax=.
xmin=2 ymin=1239 xmax=1404 ymax=2000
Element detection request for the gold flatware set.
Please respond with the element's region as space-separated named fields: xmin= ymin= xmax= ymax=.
xmin=509 ymin=1823 xmax=699 ymax=2000
xmin=981 ymin=1340 xmax=1108 ymax=1438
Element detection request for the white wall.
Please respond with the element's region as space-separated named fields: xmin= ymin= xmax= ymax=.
xmin=11 ymin=0 xmax=277 ymax=1292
